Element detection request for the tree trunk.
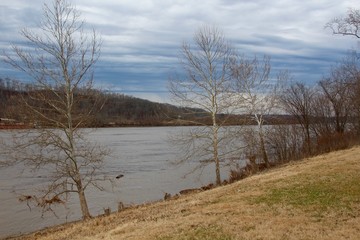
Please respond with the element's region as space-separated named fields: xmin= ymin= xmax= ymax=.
xmin=305 ymin=123 xmax=312 ymax=155
xmin=259 ymin=130 xmax=269 ymax=168
xmin=249 ymin=155 xmax=258 ymax=173
xmin=75 ymin=173 xmax=91 ymax=219
xmin=212 ymin=114 xmax=221 ymax=186
xmin=78 ymin=186 xmax=91 ymax=220
xmin=256 ymin=117 xmax=269 ymax=168
xmin=215 ymin=155 xmax=221 ymax=186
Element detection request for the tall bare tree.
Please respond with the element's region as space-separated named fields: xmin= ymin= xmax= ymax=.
xmin=326 ymin=10 xmax=360 ymax=135
xmin=280 ymin=83 xmax=315 ymax=155
xmin=231 ymin=55 xmax=287 ymax=168
xmin=337 ymin=52 xmax=360 ymax=134
xmin=326 ymin=8 xmax=360 ymax=38
xmin=169 ymin=26 xmax=239 ymax=185
xmin=3 ymin=0 xmax=106 ymax=220
xmin=318 ymin=66 xmax=353 ymax=134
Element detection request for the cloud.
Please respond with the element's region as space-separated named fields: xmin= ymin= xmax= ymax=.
xmin=0 ymin=0 xmax=359 ymax=103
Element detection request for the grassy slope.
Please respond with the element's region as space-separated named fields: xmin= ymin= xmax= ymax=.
xmin=12 ymin=147 xmax=360 ymax=240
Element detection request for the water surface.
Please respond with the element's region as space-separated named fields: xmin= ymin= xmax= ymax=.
xmin=0 ymin=127 xmax=230 ymax=238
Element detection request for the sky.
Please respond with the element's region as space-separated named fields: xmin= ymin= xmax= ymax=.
xmin=0 ymin=0 xmax=359 ymax=103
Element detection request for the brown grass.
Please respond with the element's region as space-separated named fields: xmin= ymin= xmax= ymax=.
xmin=8 ymin=146 xmax=360 ymax=240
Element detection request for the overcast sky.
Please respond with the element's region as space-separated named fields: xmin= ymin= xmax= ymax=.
xmin=1 ymin=0 xmax=359 ymax=103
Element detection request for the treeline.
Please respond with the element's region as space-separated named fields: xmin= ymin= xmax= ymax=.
xmin=241 ymin=52 xmax=360 ymax=174
xmin=0 ymin=78 xmax=19 ymax=119
xmin=93 ymin=93 xmax=208 ymax=126
xmin=0 ymin=78 xmax=219 ymax=127
xmin=0 ymin=78 xmax=296 ymax=127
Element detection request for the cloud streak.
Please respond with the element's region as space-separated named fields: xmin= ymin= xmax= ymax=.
xmin=0 ymin=0 xmax=359 ymax=103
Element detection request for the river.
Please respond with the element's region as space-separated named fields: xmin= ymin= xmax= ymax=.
xmin=0 ymin=127 xmax=233 ymax=238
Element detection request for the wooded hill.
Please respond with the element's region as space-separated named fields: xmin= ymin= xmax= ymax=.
xmin=92 ymin=93 xmax=208 ymax=127
xmin=0 ymin=78 xmax=292 ymax=128
xmin=0 ymin=80 xmax=199 ymax=127
xmin=0 ymin=79 xmax=222 ymax=127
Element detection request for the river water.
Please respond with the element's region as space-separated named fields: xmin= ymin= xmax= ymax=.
xmin=0 ymin=127 xmax=232 ymax=238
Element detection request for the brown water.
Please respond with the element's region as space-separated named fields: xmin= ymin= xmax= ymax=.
xmin=0 ymin=127 xmax=234 ymax=238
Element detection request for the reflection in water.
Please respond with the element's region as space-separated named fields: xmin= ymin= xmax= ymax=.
xmin=0 ymin=127 xmax=235 ymax=238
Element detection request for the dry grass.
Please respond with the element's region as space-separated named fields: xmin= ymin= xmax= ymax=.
xmin=8 ymin=147 xmax=360 ymax=240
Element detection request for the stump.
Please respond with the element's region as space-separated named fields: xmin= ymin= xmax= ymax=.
xmin=118 ymin=202 xmax=125 ymax=212
xmin=104 ymin=207 xmax=111 ymax=216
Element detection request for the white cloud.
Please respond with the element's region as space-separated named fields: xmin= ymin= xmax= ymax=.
xmin=1 ymin=0 xmax=359 ymax=103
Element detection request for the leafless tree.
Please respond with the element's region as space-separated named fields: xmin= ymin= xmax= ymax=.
xmin=280 ymin=83 xmax=315 ymax=155
xmin=326 ymin=10 xmax=360 ymax=135
xmin=338 ymin=52 xmax=360 ymax=134
xmin=2 ymin=0 xmax=107 ymax=220
xmin=231 ymin=55 xmax=288 ymax=167
xmin=311 ymin=92 xmax=334 ymax=136
xmin=326 ymin=8 xmax=360 ymax=38
xmin=169 ymin=26 xmax=240 ymax=185
xmin=315 ymin=53 xmax=359 ymax=136
xmin=318 ymin=67 xmax=353 ymax=134
xmin=266 ymin=124 xmax=305 ymax=163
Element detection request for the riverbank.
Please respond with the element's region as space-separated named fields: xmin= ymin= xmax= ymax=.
xmin=6 ymin=145 xmax=360 ymax=239
xmin=0 ymin=124 xmax=31 ymax=129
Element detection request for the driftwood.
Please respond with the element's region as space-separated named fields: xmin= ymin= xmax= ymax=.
xmin=19 ymin=195 xmax=64 ymax=206
xmin=18 ymin=194 xmax=65 ymax=215
xmin=116 ymin=174 xmax=124 ymax=179
xmin=201 ymin=183 xmax=215 ymax=190
xmin=179 ymin=188 xmax=202 ymax=195
xmin=42 ymin=196 xmax=64 ymax=205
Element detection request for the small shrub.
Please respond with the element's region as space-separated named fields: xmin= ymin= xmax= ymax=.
xmin=228 ymin=165 xmax=251 ymax=183
xmin=316 ymin=132 xmax=356 ymax=154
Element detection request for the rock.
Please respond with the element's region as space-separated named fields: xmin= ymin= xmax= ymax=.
xmin=116 ymin=174 xmax=124 ymax=179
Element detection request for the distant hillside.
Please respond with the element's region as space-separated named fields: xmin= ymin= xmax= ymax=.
xmin=0 ymin=78 xmax=294 ymax=127
xmin=0 ymin=78 xmax=209 ymax=127
xmin=92 ymin=93 xmax=207 ymax=127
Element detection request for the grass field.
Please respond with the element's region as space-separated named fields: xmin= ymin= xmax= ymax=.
xmin=9 ymin=146 xmax=360 ymax=240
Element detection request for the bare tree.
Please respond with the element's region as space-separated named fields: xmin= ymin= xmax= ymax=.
xmin=312 ymin=61 xmax=360 ymax=152
xmin=3 ymin=0 xmax=106 ymax=220
xmin=266 ymin=124 xmax=305 ymax=163
xmin=231 ymin=55 xmax=287 ymax=168
xmin=326 ymin=10 xmax=360 ymax=135
xmin=311 ymin=92 xmax=334 ymax=136
xmin=280 ymin=83 xmax=315 ymax=155
xmin=339 ymin=52 xmax=360 ymax=134
xmin=318 ymin=67 xmax=353 ymax=134
xmin=169 ymin=26 xmax=239 ymax=185
xmin=326 ymin=8 xmax=360 ymax=38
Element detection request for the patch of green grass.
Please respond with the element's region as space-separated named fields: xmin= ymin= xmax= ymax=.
xmin=157 ymin=225 xmax=234 ymax=240
xmin=251 ymin=173 xmax=360 ymax=213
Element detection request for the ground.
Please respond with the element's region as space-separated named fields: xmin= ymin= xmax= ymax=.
xmin=8 ymin=146 xmax=360 ymax=240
